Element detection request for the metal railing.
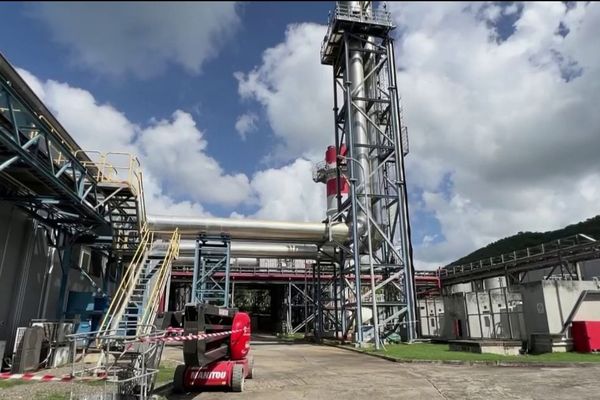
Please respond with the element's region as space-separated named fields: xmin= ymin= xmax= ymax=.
xmin=96 ymin=225 xmax=153 ymax=341
xmin=321 ymin=2 xmax=394 ymax=63
xmin=440 ymin=234 xmax=598 ymax=279
xmin=97 ymin=227 xmax=180 ymax=341
xmin=330 ymin=2 xmax=393 ymax=27
xmin=75 ymin=150 xmax=147 ymax=224
xmin=138 ymin=229 xmax=180 ymax=335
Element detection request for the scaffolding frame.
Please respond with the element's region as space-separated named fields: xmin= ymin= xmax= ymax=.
xmin=192 ymin=236 xmax=232 ymax=308
xmin=321 ymin=2 xmax=417 ymax=344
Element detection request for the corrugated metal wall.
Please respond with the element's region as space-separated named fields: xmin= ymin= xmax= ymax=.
xmin=0 ymin=201 xmax=50 ymax=355
xmin=0 ymin=201 xmax=107 ymax=359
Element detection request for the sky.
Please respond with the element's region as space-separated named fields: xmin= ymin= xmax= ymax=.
xmin=1 ymin=1 xmax=599 ymax=269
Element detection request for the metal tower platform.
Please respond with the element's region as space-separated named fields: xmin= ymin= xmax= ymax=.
xmin=321 ymin=2 xmax=394 ymax=66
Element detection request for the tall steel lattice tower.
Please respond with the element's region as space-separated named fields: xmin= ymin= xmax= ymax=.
xmin=319 ymin=1 xmax=417 ymax=344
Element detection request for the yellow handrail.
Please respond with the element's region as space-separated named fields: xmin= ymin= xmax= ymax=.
xmin=72 ymin=150 xmax=147 ymax=226
xmin=137 ymin=229 xmax=180 ymax=335
xmin=96 ymin=224 xmax=153 ymax=340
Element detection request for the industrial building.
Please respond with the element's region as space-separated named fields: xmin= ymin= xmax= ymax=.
xmin=0 ymin=1 xmax=599 ymax=398
xmin=420 ymin=238 xmax=600 ymax=354
xmin=0 ymin=1 xmax=419 ymax=385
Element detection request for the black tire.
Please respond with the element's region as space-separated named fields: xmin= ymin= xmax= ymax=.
xmin=247 ymin=356 xmax=254 ymax=379
xmin=173 ymin=365 xmax=187 ymax=394
xmin=231 ymin=364 xmax=245 ymax=392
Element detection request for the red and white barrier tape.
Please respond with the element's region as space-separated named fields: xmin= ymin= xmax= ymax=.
xmin=139 ymin=327 xmax=248 ymax=343
xmin=0 ymin=328 xmax=250 ymax=382
xmin=0 ymin=372 xmax=107 ymax=383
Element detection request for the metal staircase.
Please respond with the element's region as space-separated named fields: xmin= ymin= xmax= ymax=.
xmin=96 ymin=228 xmax=180 ymax=340
xmin=76 ymin=151 xmax=146 ymax=258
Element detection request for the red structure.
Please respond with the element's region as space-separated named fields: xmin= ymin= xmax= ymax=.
xmin=313 ymin=145 xmax=349 ymax=217
xmin=174 ymin=307 xmax=254 ymax=393
xmin=414 ymin=271 xmax=441 ymax=298
xmin=571 ymin=321 xmax=600 ymax=353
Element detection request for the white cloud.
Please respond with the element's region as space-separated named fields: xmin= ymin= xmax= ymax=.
xmin=16 ymin=69 xmax=136 ymax=152
xmin=138 ymin=111 xmax=252 ymax=206
xmin=22 ymin=1 xmax=599 ymax=271
xmin=31 ymin=2 xmax=240 ymax=78
xmin=16 ymin=67 xmax=327 ymax=221
xmin=388 ymin=2 xmax=600 ymax=265
xmin=16 ymin=68 xmax=249 ymax=214
xmin=250 ymin=158 xmax=325 ymax=222
xmin=142 ymin=174 xmax=211 ymax=217
xmin=235 ymin=23 xmax=332 ymax=162
xmin=234 ymin=112 xmax=258 ymax=140
xmin=234 ymin=4 xmax=600 ymax=268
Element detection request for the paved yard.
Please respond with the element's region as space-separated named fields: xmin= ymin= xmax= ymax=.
xmin=161 ymin=336 xmax=600 ymax=400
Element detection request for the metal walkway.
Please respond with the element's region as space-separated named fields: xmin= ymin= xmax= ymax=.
xmin=439 ymin=234 xmax=600 ymax=285
xmin=0 ymin=53 xmax=106 ymax=227
xmin=0 ymin=53 xmax=146 ymax=258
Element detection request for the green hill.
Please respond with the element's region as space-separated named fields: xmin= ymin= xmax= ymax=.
xmin=448 ymin=215 xmax=600 ymax=267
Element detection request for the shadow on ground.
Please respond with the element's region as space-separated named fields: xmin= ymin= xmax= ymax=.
xmin=250 ymin=333 xmax=309 ymax=346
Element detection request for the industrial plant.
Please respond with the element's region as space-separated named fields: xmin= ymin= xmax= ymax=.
xmin=0 ymin=1 xmax=598 ymax=399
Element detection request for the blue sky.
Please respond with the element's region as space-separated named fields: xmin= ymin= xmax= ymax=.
xmin=0 ymin=2 xmax=327 ymax=175
xmin=0 ymin=2 xmax=333 ymax=217
xmin=1 ymin=2 xmax=598 ymax=267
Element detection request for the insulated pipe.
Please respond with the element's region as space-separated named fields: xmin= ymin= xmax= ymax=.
xmin=147 ymin=215 xmax=349 ymax=244
xmin=364 ymin=33 xmax=385 ymax=243
xmin=153 ymin=241 xmax=334 ymax=261
xmin=231 ymin=257 xmax=259 ymax=266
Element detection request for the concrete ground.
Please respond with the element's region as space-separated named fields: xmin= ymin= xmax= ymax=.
xmin=160 ymin=335 xmax=600 ymax=400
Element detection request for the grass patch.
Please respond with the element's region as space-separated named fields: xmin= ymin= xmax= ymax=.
xmin=155 ymin=362 xmax=178 ymax=386
xmin=41 ymin=394 xmax=69 ymax=400
xmin=83 ymin=378 xmax=106 ymax=387
xmin=0 ymin=379 xmax=32 ymax=389
xmin=368 ymin=343 xmax=600 ymax=363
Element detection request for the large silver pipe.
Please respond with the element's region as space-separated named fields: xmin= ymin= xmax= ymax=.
xmin=345 ymin=1 xmax=373 ymax=237
xmin=173 ymin=257 xmax=259 ymax=267
xmin=147 ymin=215 xmax=349 ymax=243
xmin=231 ymin=257 xmax=259 ymax=266
xmin=364 ymin=33 xmax=385 ymax=248
xmin=162 ymin=241 xmax=334 ymax=264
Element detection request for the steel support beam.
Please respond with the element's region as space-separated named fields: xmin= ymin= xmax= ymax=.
xmin=320 ymin=1 xmax=417 ymax=343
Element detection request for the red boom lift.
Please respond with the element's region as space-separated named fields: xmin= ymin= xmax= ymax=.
xmin=172 ymin=303 xmax=253 ymax=393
